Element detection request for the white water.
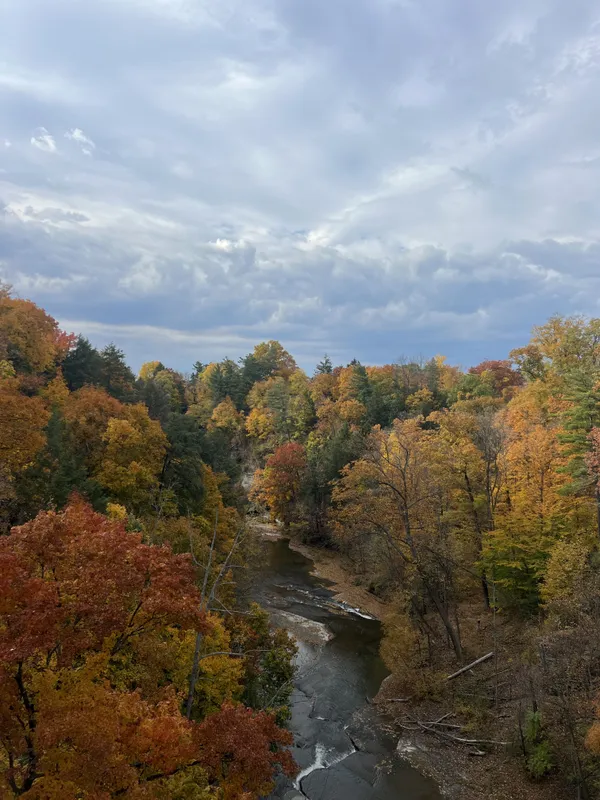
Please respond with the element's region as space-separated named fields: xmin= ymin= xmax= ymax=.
xmin=277 ymin=610 xmax=334 ymax=643
xmin=294 ymin=742 xmax=357 ymax=789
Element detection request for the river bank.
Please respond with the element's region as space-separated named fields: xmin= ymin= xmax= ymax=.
xmin=251 ymin=520 xmax=567 ymax=800
xmin=251 ymin=520 xmax=387 ymax=620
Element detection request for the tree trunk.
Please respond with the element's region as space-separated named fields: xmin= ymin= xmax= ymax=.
xmin=427 ymin=587 xmax=463 ymax=662
xmin=463 ymin=470 xmax=490 ymax=608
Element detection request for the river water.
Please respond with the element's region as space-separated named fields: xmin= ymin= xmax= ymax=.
xmin=253 ymin=537 xmax=441 ymax=800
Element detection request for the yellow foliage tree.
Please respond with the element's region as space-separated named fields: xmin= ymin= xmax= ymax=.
xmin=41 ymin=371 xmax=70 ymax=409
xmin=211 ymin=397 xmax=244 ymax=433
xmin=97 ymin=405 xmax=168 ymax=513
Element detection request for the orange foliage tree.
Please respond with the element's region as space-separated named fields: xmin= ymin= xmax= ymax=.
xmin=63 ymin=386 xmax=127 ymax=472
xmin=0 ymin=378 xmax=50 ymax=479
xmin=0 ymin=293 xmax=73 ymax=375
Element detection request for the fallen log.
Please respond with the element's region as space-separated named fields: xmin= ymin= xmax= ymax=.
xmin=414 ymin=721 xmax=508 ymax=747
xmin=446 ymin=652 xmax=494 ymax=681
xmin=424 ymin=721 xmax=462 ymax=729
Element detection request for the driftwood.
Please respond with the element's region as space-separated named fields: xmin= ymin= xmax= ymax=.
xmin=424 ymin=721 xmax=462 ymax=729
xmin=400 ymin=710 xmax=508 ymax=748
xmin=446 ymin=652 xmax=494 ymax=681
xmin=414 ymin=720 xmax=508 ymax=747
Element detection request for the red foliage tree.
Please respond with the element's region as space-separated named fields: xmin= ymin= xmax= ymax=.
xmin=0 ymin=499 xmax=295 ymax=798
xmin=197 ymin=703 xmax=295 ymax=799
xmin=469 ymin=359 xmax=524 ymax=397
xmin=250 ymin=442 xmax=307 ymax=526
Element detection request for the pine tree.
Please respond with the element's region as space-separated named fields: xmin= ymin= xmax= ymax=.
xmin=62 ymin=335 xmax=103 ymax=390
xmin=15 ymin=410 xmax=105 ymax=516
xmin=558 ymin=369 xmax=600 ymax=537
xmin=316 ymin=354 xmax=333 ymax=374
xmin=100 ymin=343 xmax=136 ymax=401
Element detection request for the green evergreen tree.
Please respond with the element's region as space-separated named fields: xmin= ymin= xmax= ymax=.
xmin=315 ymin=354 xmax=333 ymax=374
xmin=161 ymin=414 xmax=206 ymax=514
xmin=138 ymin=378 xmax=172 ymax=425
xmin=100 ymin=343 xmax=136 ymax=402
xmin=266 ymin=379 xmax=292 ymax=443
xmin=14 ymin=410 xmax=105 ymax=520
xmin=558 ymin=368 xmax=600 ymax=537
xmin=62 ymin=335 xmax=103 ymax=390
xmin=302 ymin=425 xmax=364 ymax=542
xmin=45 ymin=410 xmax=105 ymax=509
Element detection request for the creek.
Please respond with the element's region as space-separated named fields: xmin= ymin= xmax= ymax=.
xmin=252 ymin=536 xmax=442 ymax=800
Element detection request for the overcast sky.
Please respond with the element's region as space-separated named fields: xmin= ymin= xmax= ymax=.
xmin=2 ymin=0 xmax=600 ymax=373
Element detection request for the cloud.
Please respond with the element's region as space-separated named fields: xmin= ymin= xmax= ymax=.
xmin=30 ymin=127 xmax=57 ymax=153
xmin=451 ymin=166 xmax=492 ymax=191
xmin=64 ymin=127 xmax=96 ymax=155
xmin=1 ymin=0 xmax=600 ymax=371
xmin=21 ymin=206 xmax=90 ymax=224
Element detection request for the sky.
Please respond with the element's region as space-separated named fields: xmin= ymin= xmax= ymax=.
xmin=2 ymin=0 xmax=600 ymax=374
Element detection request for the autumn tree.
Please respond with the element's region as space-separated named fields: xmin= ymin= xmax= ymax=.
xmin=245 ymin=377 xmax=297 ymax=448
xmin=0 ymin=377 xmax=49 ymax=529
xmin=210 ymin=396 xmax=244 ymax=434
xmin=188 ymin=362 xmax=243 ymax=425
xmin=0 ymin=501 xmax=295 ymax=798
xmin=0 ymin=500 xmax=204 ymax=796
xmin=332 ymin=419 xmax=464 ymax=660
xmin=250 ymin=443 xmax=308 ymax=527
xmin=0 ymin=377 xmax=49 ymax=480
xmin=242 ymin=340 xmax=297 ymax=385
xmin=481 ymin=383 xmax=565 ymax=609
xmin=429 ymin=406 xmax=492 ymax=606
xmin=97 ymin=404 xmax=168 ymax=514
xmin=63 ymin=386 xmax=127 ymax=473
xmin=0 ymin=292 xmax=73 ymax=376
xmin=530 ymin=315 xmax=600 ymax=376
xmin=469 ymin=359 xmax=524 ymax=398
